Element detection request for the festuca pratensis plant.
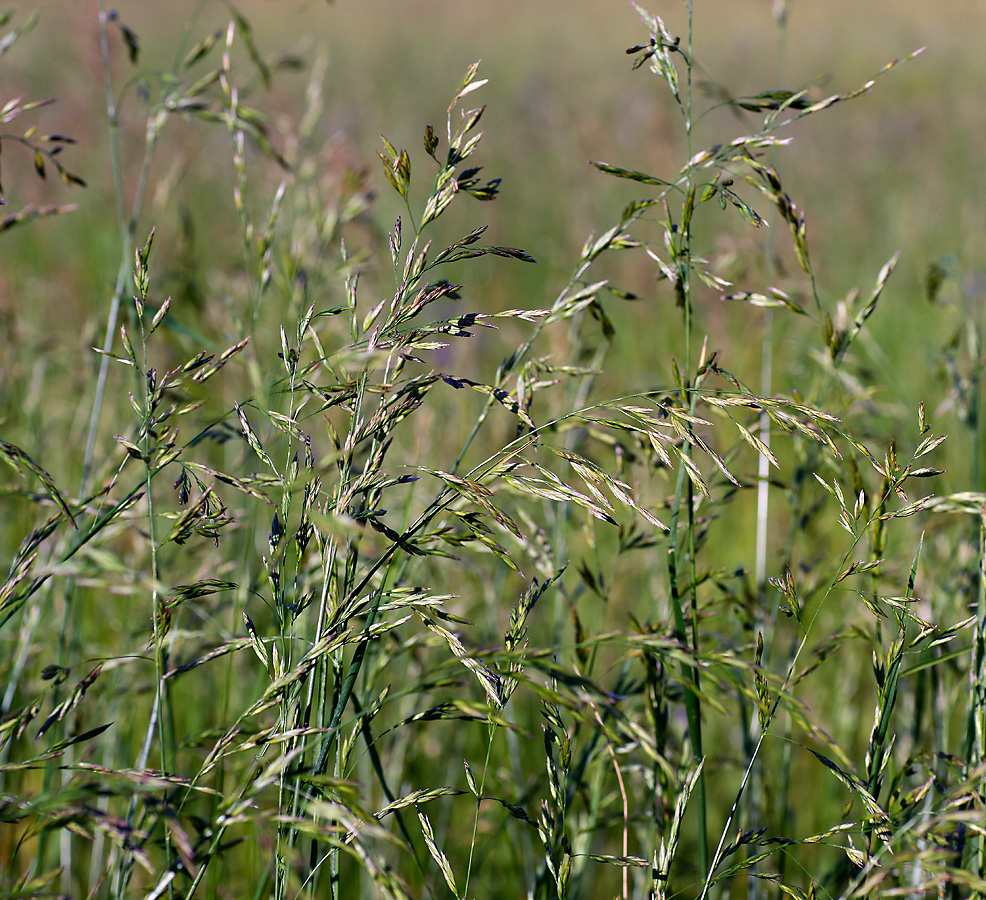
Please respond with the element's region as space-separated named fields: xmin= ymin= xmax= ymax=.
xmin=3 ymin=4 xmax=986 ymax=900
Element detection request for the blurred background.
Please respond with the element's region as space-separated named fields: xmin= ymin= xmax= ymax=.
xmin=4 ymin=0 xmax=986 ymax=472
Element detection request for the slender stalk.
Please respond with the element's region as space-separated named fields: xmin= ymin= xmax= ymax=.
xmin=750 ymin=11 xmax=788 ymax=897
xmin=962 ymin=513 xmax=986 ymax=885
xmin=83 ymin=4 xmax=160 ymax=495
xmin=678 ymin=2 xmax=709 ymax=883
xmin=461 ymin=724 xmax=497 ymax=900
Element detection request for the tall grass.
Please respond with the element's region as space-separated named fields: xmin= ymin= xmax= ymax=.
xmin=2 ymin=4 xmax=986 ymax=900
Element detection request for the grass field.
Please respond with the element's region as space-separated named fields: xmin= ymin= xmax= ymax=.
xmin=3 ymin=3 xmax=986 ymax=899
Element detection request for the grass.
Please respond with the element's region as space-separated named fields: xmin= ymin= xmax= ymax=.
xmin=2 ymin=2 xmax=986 ymax=899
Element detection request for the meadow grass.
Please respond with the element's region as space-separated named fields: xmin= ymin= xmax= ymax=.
xmin=2 ymin=3 xmax=986 ymax=900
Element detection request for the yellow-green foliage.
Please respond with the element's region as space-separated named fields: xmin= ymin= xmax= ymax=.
xmin=2 ymin=4 xmax=986 ymax=900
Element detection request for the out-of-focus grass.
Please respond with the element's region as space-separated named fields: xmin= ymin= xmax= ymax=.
xmin=8 ymin=0 xmax=985 ymax=435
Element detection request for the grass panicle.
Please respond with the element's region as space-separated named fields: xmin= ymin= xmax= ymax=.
xmin=1 ymin=4 xmax=983 ymax=900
